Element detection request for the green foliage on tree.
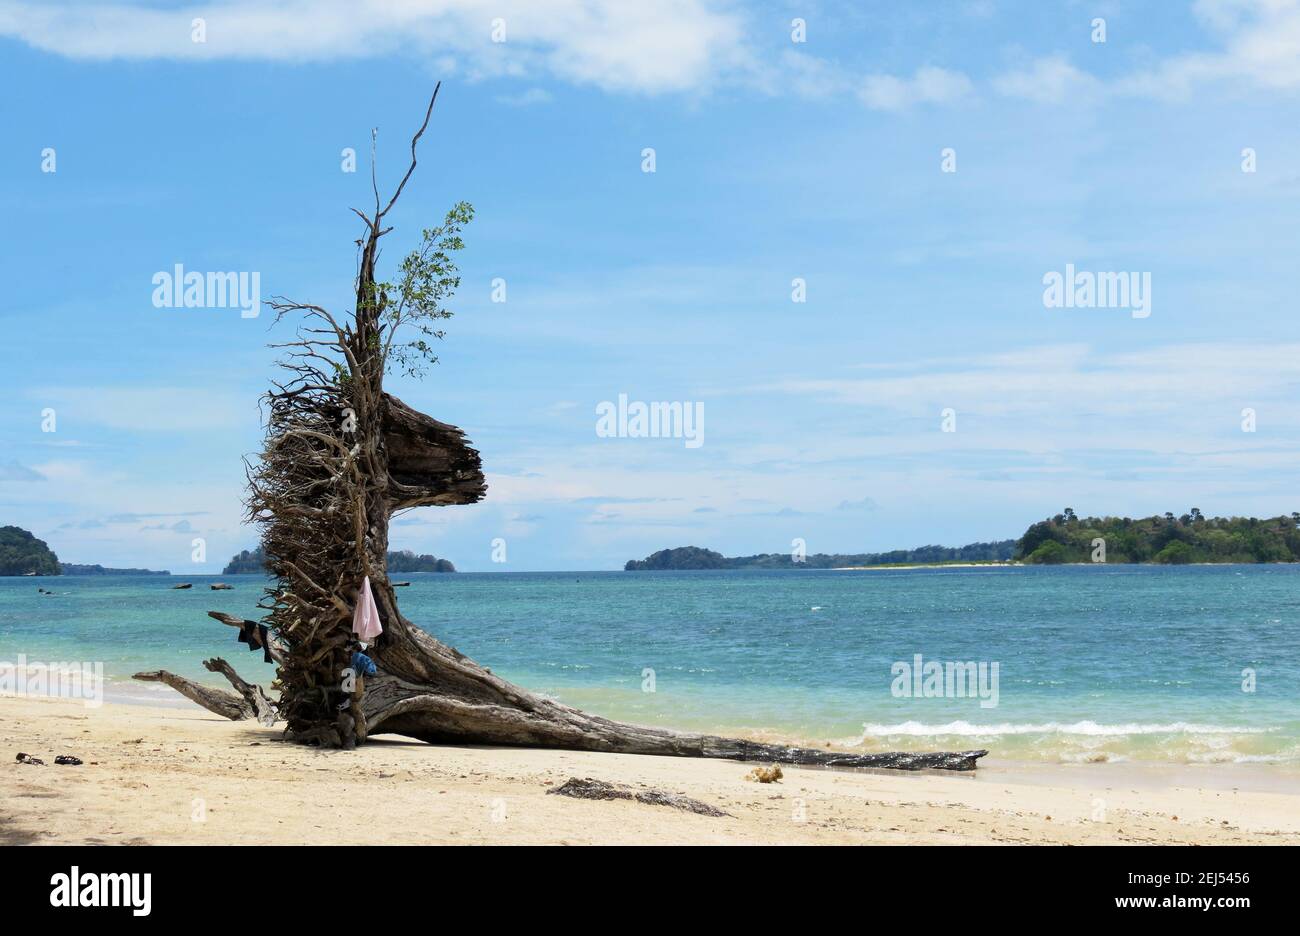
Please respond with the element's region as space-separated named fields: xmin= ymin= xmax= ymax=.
xmin=385 ymin=549 xmax=457 ymax=573
xmin=1024 ymin=539 xmax=1070 ymax=564
xmin=0 ymin=526 xmax=61 ymax=576
xmin=625 ymin=541 xmax=1018 ymax=570
xmin=224 ymin=545 xmax=455 ymax=575
xmin=625 ymin=546 xmax=731 ymax=571
xmin=372 ymin=201 xmax=474 ymax=378
xmin=1015 ymin=509 xmax=1300 ymax=564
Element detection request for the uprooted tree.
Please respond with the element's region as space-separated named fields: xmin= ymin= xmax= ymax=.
xmin=137 ymin=86 xmax=987 ymax=771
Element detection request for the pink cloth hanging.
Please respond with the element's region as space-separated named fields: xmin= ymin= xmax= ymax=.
xmin=352 ymin=575 xmax=383 ymax=641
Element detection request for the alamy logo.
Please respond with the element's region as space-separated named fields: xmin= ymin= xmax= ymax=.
xmin=152 ymin=264 xmax=261 ymax=318
xmin=1 ymin=654 xmax=103 ymax=707
xmin=595 ymin=393 xmax=703 ymax=448
xmin=891 ymin=654 xmax=1000 ymax=709
xmin=1042 ymin=264 xmax=1150 ymax=319
xmin=50 ymin=867 xmax=151 ymax=916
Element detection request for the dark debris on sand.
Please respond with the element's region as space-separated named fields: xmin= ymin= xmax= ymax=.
xmin=548 ymin=776 xmax=730 ymax=817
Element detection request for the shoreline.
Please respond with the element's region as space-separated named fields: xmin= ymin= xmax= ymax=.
xmin=9 ymin=680 xmax=1298 ymax=772
xmin=4 ymin=696 xmax=1298 ymax=845
xmin=831 ymin=562 xmax=1018 ymax=571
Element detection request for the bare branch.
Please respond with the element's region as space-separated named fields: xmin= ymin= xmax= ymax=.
xmin=379 ymin=82 xmax=440 ymax=220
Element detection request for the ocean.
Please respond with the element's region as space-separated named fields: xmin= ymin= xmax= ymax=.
xmin=3 ymin=564 xmax=1298 ymax=766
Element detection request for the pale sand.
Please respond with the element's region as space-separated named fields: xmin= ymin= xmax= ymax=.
xmin=831 ymin=563 xmax=1018 ymax=571
xmin=4 ymin=695 xmax=1298 ymax=845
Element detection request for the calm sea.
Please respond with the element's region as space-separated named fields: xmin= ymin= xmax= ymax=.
xmin=3 ymin=565 xmax=1298 ymax=765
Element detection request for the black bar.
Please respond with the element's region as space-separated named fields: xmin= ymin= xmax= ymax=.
xmin=7 ymin=843 xmax=1283 ymax=921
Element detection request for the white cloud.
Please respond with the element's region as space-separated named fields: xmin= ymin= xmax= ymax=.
xmin=0 ymin=460 xmax=46 ymax=482
xmin=139 ymin=518 xmax=195 ymax=532
xmin=858 ymin=66 xmax=973 ymax=111
xmin=5 ymin=0 xmax=1300 ymax=108
xmin=1005 ymin=1 xmax=1300 ymax=103
xmin=763 ymin=342 xmax=1300 ymax=443
xmin=1138 ymin=0 xmax=1300 ymax=94
xmin=993 ymin=55 xmax=1100 ymax=104
xmin=858 ymin=3 xmax=1300 ymax=110
xmin=28 ymin=461 xmax=88 ymax=483
xmin=777 ymin=49 xmax=855 ymax=99
xmin=0 ymin=0 xmax=749 ymax=94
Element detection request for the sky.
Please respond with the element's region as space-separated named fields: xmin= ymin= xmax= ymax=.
xmin=2 ymin=0 xmax=1300 ymax=572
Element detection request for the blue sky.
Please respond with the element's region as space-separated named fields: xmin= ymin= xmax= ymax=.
xmin=3 ymin=0 xmax=1300 ymax=572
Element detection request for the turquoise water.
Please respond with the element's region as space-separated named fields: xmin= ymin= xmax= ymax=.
xmin=3 ymin=565 xmax=1299 ymax=765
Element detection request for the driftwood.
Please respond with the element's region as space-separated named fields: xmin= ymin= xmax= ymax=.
xmin=146 ymin=86 xmax=988 ymax=774
xmin=134 ymin=657 xmax=277 ymax=724
xmin=133 ymin=667 xmax=248 ymax=721
xmin=202 ymin=658 xmax=278 ymax=726
xmin=549 ymin=777 xmax=729 ymax=817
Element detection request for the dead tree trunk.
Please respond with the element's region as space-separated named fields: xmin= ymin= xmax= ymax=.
xmin=158 ymin=86 xmax=987 ymax=772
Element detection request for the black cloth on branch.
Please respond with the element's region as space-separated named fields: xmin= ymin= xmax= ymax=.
xmin=237 ymin=620 xmax=274 ymax=663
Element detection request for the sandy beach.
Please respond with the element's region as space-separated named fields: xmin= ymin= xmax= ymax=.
xmin=4 ymin=695 xmax=1298 ymax=845
xmin=831 ymin=563 xmax=1018 ymax=571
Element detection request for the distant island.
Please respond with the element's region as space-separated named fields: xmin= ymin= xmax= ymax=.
xmin=58 ymin=564 xmax=169 ymax=576
xmin=1015 ymin=508 xmax=1300 ymax=564
xmin=627 ymin=509 xmax=1300 ymax=570
xmin=387 ymin=550 xmax=457 ymax=573
xmin=0 ymin=525 xmax=168 ymax=575
xmin=223 ymin=547 xmax=270 ymax=574
xmin=625 ymin=541 xmax=1016 ymax=571
xmin=0 ymin=525 xmax=60 ymax=575
xmin=224 ymin=545 xmax=456 ymax=575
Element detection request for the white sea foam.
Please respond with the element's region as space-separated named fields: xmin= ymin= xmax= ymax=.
xmin=1186 ymin=751 xmax=1289 ymax=764
xmin=0 ymin=657 xmax=104 ymax=706
xmin=859 ymin=720 xmax=1272 ymax=738
xmin=0 ymin=660 xmax=93 ymax=680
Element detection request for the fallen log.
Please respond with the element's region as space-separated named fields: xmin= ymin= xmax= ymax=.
xmin=353 ymin=670 xmax=986 ymax=770
xmin=132 ymin=669 xmax=248 ymax=721
xmin=172 ymin=607 xmax=988 ymax=769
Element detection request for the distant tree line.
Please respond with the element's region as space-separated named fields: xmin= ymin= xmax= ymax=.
xmin=59 ymin=564 xmax=168 ymax=576
xmin=385 ymin=549 xmax=457 ymax=573
xmin=224 ymin=545 xmax=455 ymax=575
xmin=1015 ymin=508 xmax=1300 ymax=564
xmin=1 ymin=524 xmax=171 ymax=576
xmin=624 ymin=541 xmax=1017 ymax=571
